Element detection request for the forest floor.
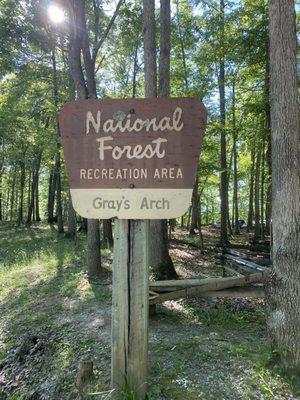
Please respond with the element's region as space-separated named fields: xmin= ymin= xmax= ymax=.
xmin=0 ymin=223 xmax=299 ymax=400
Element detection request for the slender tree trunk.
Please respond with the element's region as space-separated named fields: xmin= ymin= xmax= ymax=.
xmin=0 ymin=161 xmax=4 ymax=221
xmin=52 ymin=48 xmax=64 ymax=233
xmin=27 ymin=151 xmax=42 ymax=225
xmin=69 ymin=0 xmax=101 ymax=275
xmin=27 ymin=168 xmax=32 ymax=223
xmin=35 ymin=173 xmax=40 ymax=222
xmin=219 ymin=0 xmax=229 ymax=246
xmin=132 ymin=44 xmax=139 ymax=98
xmin=10 ymin=168 xmax=16 ymax=222
xmin=175 ymin=0 xmax=188 ymax=91
xmin=232 ymin=79 xmax=239 ymax=235
xmin=5 ymin=186 xmax=10 ymax=221
xmin=18 ymin=161 xmax=25 ymax=226
xmin=47 ymin=171 xmax=56 ymax=223
xmin=266 ymin=0 xmax=300 ymax=368
xmin=27 ymin=167 xmax=33 ymax=224
xmin=66 ymin=190 xmax=77 ymax=238
xmin=247 ymin=149 xmax=255 ymax=231
xmin=254 ymin=147 xmax=261 ymax=240
xmin=55 ymin=149 xmax=64 ymax=233
xmin=187 ymin=206 xmax=192 ymax=231
xmin=190 ymin=177 xmax=199 ymax=235
xmin=261 ymin=141 xmax=265 ymax=240
xmin=103 ymin=220 xmax=114 ymax=248
xmin=198 ymin=200 xmax=204 ymax=252
xmin=143 ymin=0 xmax=157 ymax=98
xmin=0 ymin=173 xmax=2 ymax=221
xmin=148 ymin=0 xmax=177 ymax=280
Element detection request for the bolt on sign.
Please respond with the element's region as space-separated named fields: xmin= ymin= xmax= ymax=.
xmin=59 ymin=98 xmax=207 ymax=219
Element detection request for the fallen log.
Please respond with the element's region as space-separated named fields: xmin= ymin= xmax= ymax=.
xmin=150 ymin=271 xmax=269 ymax=304
xmin=223 ymin=265 xmax=244 ymax=278
xmin=225 ymin=248 xmax=271 ymax=265
xmin=150 ymin=276 xmax=214 ymax=289
xmin=226 ymin=260 xmax=257 ymax=276
xmin=193 ymin=286 xmax=264 ymax=299
xmin=223 ymin=253 xmax=270 ymax=273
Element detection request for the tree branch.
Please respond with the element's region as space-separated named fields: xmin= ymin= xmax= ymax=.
xmin=92 ymin=0 xmax=124 ymax=62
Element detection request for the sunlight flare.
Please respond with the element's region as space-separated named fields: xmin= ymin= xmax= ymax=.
xmin=48 ymin=4 xmax=65 ymax=24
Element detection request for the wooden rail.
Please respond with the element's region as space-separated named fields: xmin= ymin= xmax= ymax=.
xmin=149 ymin=248 xmax=271 ymax=304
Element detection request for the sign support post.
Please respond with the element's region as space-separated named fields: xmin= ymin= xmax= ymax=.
xmin=59 ymin=97 xmax=207 ymax=400
xmin=111 ymin=219 xmax=149 ymax=399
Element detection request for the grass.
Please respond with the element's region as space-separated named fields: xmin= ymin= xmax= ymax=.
xmin=0 ymin=223 xmax=299 ymax=399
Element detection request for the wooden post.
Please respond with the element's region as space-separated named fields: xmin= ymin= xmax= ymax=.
xmin=111 ymin=219 xmax=149 ymax=399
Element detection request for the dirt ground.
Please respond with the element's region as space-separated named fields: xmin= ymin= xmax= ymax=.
xmin=0 ymin=224 xmax=298 ymax=399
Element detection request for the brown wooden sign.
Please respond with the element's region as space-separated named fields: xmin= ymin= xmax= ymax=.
xmin=59 ymin=98 xmax=207 ymax=219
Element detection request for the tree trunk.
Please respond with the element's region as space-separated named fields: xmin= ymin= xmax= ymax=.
xmin=35 ymin=171 xmax=40 ymax=222
xmin=232 ymin=79 xmax=239 ymax=235
xmin=0 ymin=173 xmax=2 ymax=221
xmin=175 ymin=0 xmax=188 ymax=91
xmin=265 ymin=40 xmax=272 ymax=236
xmin=247 ymin=149 xmax=255 ymax=231
xmin=254 ymin=147 xmax=261 ymax=240
xmin=68 ymin=0 xmax=101 ymax=275
xmin=55 ymin=149 xmax=64 ymax=233
xmin=18 ymin=161 xmax=25 ymax=226
xmin=103 ymin=220 xmax=113 ymax=248
xmin=189 ymin=177 xmax=199 ymax=235
xmin=198 ymin=200 xmax=204 ymax=252
xmin=87 ymin=218 xmax=101 ymax=277
xmin=219 ymin=0 xmax=229 ymax=246
xmin=132 ymin=43 xmax=139 ymax=98
xmin=47 ymin=171 xmax=56 ymax=223
xmin=261 ymin=141 xmax=265 ymax=240
xmin=27 ymin=168 xmax=32 ymax=223
xmin=10 ymin=167 xmax=16 ymax=222
xmin=51 ymin=47 xmax=64 ymax=233
xmin=143 ymin=0 xmax=157 ymax=98
xmin=66 ymin=190 xmax=77 ymax=238
xmin=266 ymin=0 xmax=300 ymax=368
xmin=27 ymin=151 xmax=42 ymax=225
xmin=147 ymin=0 xmax=177 ymax=280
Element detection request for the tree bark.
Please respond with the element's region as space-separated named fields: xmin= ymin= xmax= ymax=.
xmin=51 ymin=47 xmax=64 ymax=233
xmin=266 ymin=0 xmax=300 ymax=368
xmin=232 ymin=78 xmax=239 ymax=235
xmin=35 ymin=169 xmax=41 ymax=222
xmin=265 ymin=40 xmax=272 ymax=236
xmin=254 ymin=147 xmax=261 ymax=240
xmin=147 ymin=0 xmax=177 ymax=280
xmin=27 ymin=151 xmax=42 ymax=225
xmin=55 ymin=149 xmax=64 ymax=233
xmin=261 ymin=140 xmax=265 ymax=240
xmin=219 ymin=0 xmax=229 ymax=246
xmin=190 ymin=177 xmax=199 ymax=235
xmin=175 ymin=0 xmax=188 ymax=91
xmin=158 ymin=0 xmax=171 ymax=97
xmin=47 ymin=171 xmax=56 ymax=223
xmin=0 ymin=172 xmax=2 ymax=221
xmin=68 ymin=0 xmax=101 ymax=275
xmin=10 ymin=167 xmax=16 ymax=222
xmin=247 ymin=149 xmax=255 ymax=231
xmin=143 ymin=0 xmax=157 ymax=98
xmin=18 ymin=161 xmax=25 ymax=226
xmin=103 ymin=220 xmax=113 ymax=248
xmin=66 ymin=190 xmax=77 ymax=238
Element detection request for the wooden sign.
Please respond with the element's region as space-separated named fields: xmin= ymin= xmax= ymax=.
xmin=59 ymin=98 xmax=206 ymax=219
